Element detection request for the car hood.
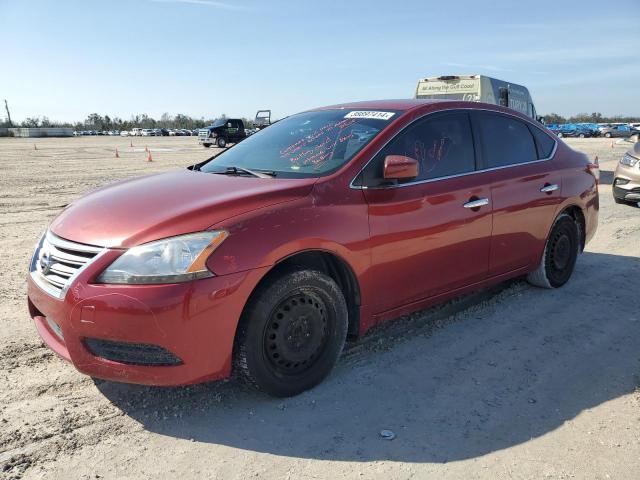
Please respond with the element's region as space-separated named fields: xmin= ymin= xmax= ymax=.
xmin=49 ymin=169 xmax=315 ymax=248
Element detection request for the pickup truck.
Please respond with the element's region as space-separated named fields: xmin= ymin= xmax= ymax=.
xmin=198 ymin=118 xmax=247 ymax=148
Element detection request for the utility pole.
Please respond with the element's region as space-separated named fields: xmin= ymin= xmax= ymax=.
xmin=4 ymin=99 xmax=12 ymax=127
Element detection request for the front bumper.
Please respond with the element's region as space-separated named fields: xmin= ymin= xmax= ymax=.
xmin=612 ymin=176 xmax=640 ymax=202
xmin=27 ymin=249 xmax=268 ymax=386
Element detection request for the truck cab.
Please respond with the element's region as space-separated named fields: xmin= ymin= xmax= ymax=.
xmin=198 ymin=118 xmax=246 ymax=148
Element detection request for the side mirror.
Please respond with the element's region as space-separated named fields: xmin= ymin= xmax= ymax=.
xmin=383 ymin=155 xmax=419 ymax=180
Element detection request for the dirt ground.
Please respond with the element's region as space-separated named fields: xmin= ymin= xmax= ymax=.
xmin=0 ymin=136 xmax=638 ymax=480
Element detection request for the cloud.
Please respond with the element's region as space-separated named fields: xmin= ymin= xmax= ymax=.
xmin=149 ymin=0 xmax=252 ymax=11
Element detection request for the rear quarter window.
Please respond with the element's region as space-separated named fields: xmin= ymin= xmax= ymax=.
xmin=529 ymin=126 xmax=556 ymax=159
xmin=476 ymin=112 xmax=537 ymax=168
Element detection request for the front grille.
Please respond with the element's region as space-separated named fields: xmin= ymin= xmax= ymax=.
xmin=84 ymin=338 xmax=182 ymax=366
xmin=30 ymin=231 xmax=104 ymax=298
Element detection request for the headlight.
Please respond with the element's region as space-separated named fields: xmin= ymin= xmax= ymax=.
xmin=97 ymin=231 xmax=228 ymax=284
xmin=621 ymin=153 xmax=639 ymax=167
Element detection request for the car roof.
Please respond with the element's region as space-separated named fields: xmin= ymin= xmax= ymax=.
xmin=312 ymin=99 xmax=446 ymax=112
xmin=309 ymin=99 xmax=534 ymax=122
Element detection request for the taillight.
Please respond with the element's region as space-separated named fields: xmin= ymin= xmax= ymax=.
xmin=587 ymin=155 xmax=600 ymax=183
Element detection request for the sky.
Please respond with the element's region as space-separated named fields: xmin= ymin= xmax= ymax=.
xmin=1 ymin=0 xmax=639 ymax=123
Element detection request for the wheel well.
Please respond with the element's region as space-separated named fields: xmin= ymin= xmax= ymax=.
xmin=254 ymin=250 xmax=361 ymax=338
xmin=561 ymin=205 xmax=586 ymax=251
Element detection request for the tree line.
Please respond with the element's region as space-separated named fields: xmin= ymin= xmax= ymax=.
xmin=2 ymin=111 xmax=640 ymax=130
xmin=0 ymin=112 xmax=256 ymax=130
xmin=541 ymin=112 xmax=640 ymax=125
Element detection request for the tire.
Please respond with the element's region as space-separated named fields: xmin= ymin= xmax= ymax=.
xmin=605 ymin=132 xmax=612 ymax=138
xmin=579 ymin=133 xmax=585 ymax=138
xmin=235 ymin=269 xmax=348 ymax=397
xmin=217 ymin=137 xmax=227 ymax=148
xmin=527 ymin=214 xmax=579 ymax=289
xmin=557 ymin=132 xmax=564 ymax=138
xmin=202 ymin=143 xmax=211 ymax=148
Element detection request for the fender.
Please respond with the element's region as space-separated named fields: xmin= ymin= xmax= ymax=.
xmin=206 ymin=189 xmax=374 ymax=304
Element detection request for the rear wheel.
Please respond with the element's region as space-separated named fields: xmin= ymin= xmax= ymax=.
xmin=202 ymin=143 xmax=211 ymax=148
xmin=235 ymin=269 xmax=348 ymax=397
xmin=557 ymin=132 xmax=564 ymax=138
xmin=579 ymin=133 xmax=586 ymax=138
xmin=527 ymin=214 xmax=579 ymax=289
xmin=605 ymin=132 xmax=612 ymax=138
xmin=217 ymin=137 xmax=227 ymax=148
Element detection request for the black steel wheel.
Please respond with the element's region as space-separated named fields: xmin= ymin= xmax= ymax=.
xmin=235 ymin=269 xmax=348 ymax=397
xmin=264 ymin=291 xmax=329 ymax=375
xmin=527 ymin=214 xmax=579 ymax=289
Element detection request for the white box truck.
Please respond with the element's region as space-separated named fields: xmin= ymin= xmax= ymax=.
xmin=414 ymin=75 xmax=540 ymax=121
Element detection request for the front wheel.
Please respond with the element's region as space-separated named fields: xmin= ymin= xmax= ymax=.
xmin=217 ymin=137 xmax=227 ymax=148
xmin=557 ymin=132 xmax=564 ymax=138
xmin=579 ymin=133 xmax=586 ymax=138
xmin=202 ymin=143 xmax=211 ymax=148
xmin=527 ymin=214 xmax=579 ymax=289
xmin=605 ymin=132 xmax=612 ymax=138
xmin=235 ymin=269 xmax=348 ymax=397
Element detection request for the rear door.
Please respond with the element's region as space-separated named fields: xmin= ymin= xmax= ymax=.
xmin=359 ymin=111 xmax=493 ymax=313
xmin=471 ymin=111 xmax=562 ymax=276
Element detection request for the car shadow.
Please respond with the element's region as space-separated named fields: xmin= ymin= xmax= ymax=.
xmin=96 ymin=251 xmax=640 ymax=463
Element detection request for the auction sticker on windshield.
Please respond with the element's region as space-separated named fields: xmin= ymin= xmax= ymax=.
xmin=344 ymin=111 xmax=395 ymax=120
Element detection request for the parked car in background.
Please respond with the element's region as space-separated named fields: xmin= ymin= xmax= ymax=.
xmin=131 ymin=128 xmax=143 ymax=136
xmin=552 ymin=124 xmax=592 ymax=138
xmin=601 ymin=125 xmax=635 ymax=138
xmin=612 ymin=142 xmax=640 ymax=206
xmin=576 ymin=123 xmax=601 ymax=137
xmin=141 ymin=129 xmax=154 ymax=136
xmin=27 ymin=99 xmax=599 ymax=397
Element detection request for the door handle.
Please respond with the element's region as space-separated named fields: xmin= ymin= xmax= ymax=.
xmin=463 ymin=198 xmax=489 ymax=209
xmin=540 ymin=183 xmax=559 ymax=193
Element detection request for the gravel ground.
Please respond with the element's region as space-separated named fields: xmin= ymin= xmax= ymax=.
xmin=0 ymin=136 xmax=638 ymax=480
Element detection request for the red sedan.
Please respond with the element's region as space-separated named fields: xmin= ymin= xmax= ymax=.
xmin=27 ymin=100 xmax=599 ymax=397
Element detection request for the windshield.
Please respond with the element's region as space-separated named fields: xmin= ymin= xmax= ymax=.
xmin=199 ymin=109 xmax=397 ymax=178
xmin=210 ymin=118 xmax=226 ymax=128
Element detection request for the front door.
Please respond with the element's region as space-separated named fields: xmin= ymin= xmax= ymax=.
xmin=358 ymin=111 xmax=492 ymax=314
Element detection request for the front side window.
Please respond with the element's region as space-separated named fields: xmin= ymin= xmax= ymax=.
xmin=476 ymin=112 xmax=538 ymax=168
xmin=358 ymin=111 xmax=476 ymax=187
xmin=199 ymin=109 xmax=397 ymax=178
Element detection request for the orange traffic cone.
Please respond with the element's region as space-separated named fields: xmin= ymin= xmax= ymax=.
xmin=145 ymin=145 xmax=148 ymax=152
xmin=130 ymin=140 xmax=133 ymax=148
xmin=147 ymin=150 xmax=153 ymax=162
xmin=115 ymin=147 xmax=120 ymax=158
xmin=611 ymin=141 xmax=614 ymax=149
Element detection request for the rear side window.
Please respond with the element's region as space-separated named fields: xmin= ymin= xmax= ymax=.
xmin=476 ymin=112 xmax=537 ymax=168
xmin=530 ymin=126 xmax=555 ymax=159
xmin=360 ymin=111 xmax=476 ymax=186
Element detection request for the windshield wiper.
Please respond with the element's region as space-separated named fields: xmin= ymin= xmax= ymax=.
xmin=213 ymin=166 xmax=276 ymax=178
